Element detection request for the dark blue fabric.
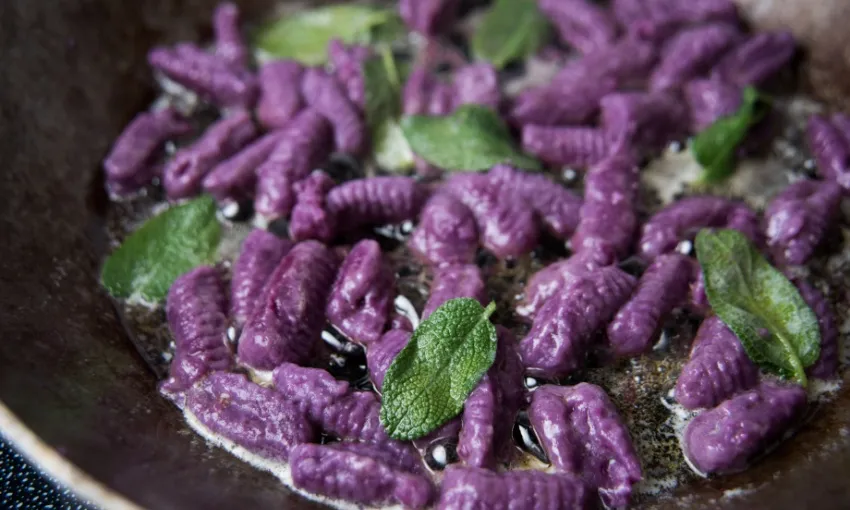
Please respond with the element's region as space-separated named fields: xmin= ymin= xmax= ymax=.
xmin=0 ymin=437 xmax=94 ymax=510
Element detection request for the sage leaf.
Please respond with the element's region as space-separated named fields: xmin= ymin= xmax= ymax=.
xmin=472 ymin=0 xmax=551 ymax=70
xmin=367 ymin=11 xmax=408 ymax=47
xmin=401 ymin=105 xmax=542 ymax=171
xmin=695 ymin=228 xmax=821 ymax=386
xmin=380 ymin=298 xmax=498 ymax=440
xmin=253 ymin=5 xmax=401 ymax=65
xmin=101 ymin=196 xmax=221 ymax=303
xmin=692 ymin=86 xmax=770 ymax=183
xmin=363 ymin=47 xmax=414 ymax=171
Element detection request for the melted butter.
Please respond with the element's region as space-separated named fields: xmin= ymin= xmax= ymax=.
xmin=183 ymin=409 xmax=405 ymax=510
xmin=642 ymin=146 xmax=703 ymax=205
xmin=246 ymin=367 xmax=275 ymax=387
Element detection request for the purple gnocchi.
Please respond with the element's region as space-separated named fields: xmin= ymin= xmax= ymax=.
xmin=446 ymin=173 xmax=539 ymax=259
xmin=389 ymin=313 xmax=414 ymax=333
xmin=409 ymin=193 xmax=479 ymax=268
xmin=725 ymin=203 xmax=763 ymax=249
xmin=493 ymin=327 xmax=527 ymax=413
xmin=255 ymin=109 xmax=332 ymax=219
xmin=148 ymin=43 xmax=257 ymax=108
xmin=457 ymin=328 xmax=524 ymax=469
xmin=529 ymin=384 xmax=642 ymax=508
xmin=683 ymin=381 xmax=807 ymax=474
xmin=160 ymin=266 xmax=231 ymax=399
xmin=328 ymin=40 xmax=372 ymax=109
xmin=548 ymin=41 xmax=634 ymax=89
xmin=301 ymin=68 xmax=366 ymax=155
xmin=326 ymin=240 xmax=394 ymax=345
xmin=237 ymin=241 xmax=339 ymax=370
xmin=684 ymin=79 xmax=742 ymax=132
xmin=538 ymin=0 xmax=619 ymax=54
xmin=558 ymin=36 xmax=658 ymax=88
xmin=457 ymin=375 xmax=509 ymax=469
xmin=611 ymin=0 xmax=652 ymax=32
xmin=638 ymin=196 xmax=751 ymax=260
xmin=367 ymin=329 xmax=410 ymax=391
xmin=166 ymin=266 xmax=228 ymax=330
xmin=256 ymin=60 xmax=305 ymax=130
xmin=806 ymin=114 xmax=850 ymax=191
xmin=184 ymin=372 xmax=315 ymax=463
xmin=520 ymin=266 xmax=637 ymax=378
xmin=517 ymin=253 xmax=602 ymax=320
xmin=509 ymin=77 xmax=617 ymax=127
xmin=438 ymin=467 xmax=591 ymax=510
xmin=399 ymin=0 xmax=459 ymax=35
xmin=765 ymin=180 xmax=843 ymax=266
xmin=103 ymin=107 xmax=191 ymax=195
xmin=675 ymin=316 xmax=759 ymax=410
xmin=163 ymin=110 xmax=257 ymax=199
xmin=795 ymin=281 xmax=839 ymax=379
xmin=317 ymin=391 xmax=385 ymax=442
xmin=290 ymin=443 xmax=433 ymax=509
xmin=607 ymin=253 xmax=693 ymax=357
xmin=403 ymin=67 xmax=436 ymax=116
xmin=332 ymin=440 xmax=426 ymax=475
xmin=600 ymin=90 xmax=690 ymax=152
xmin=663 ymin=0 xmax=740 ymax=25
xmin=614 ymin=0 xmax=739 ymax=42
xmin=649 ymin=23 xmax=742 ymax=92
xmin=327 ymin=176 xmax=427 ymax=232
xmin=521 ymin=125 xmax=611 ymax=168
xmin=288 ymin=171 xmax=337 ymax=243
xmin=316 ymin=391 xmax=418 ymax=462
xmin=829 ymin=112 xmax=850 ymax=136
xmin=429 ymin=82 xmax=456 ymax=116
xmin=202 ymin=131 xmax=284 ymax=202
xmin=570 ymin=152 xmax=640 ymax=264
xmin=212 ymin=3 xmax=248 ymax=69
xmin=414 ymin=157 xmax=444 ymax=180
xmin=489 ymin=165 xmax=583 ymax=240
xmin=710 ymin=31 xmax=796 ymax=87
xmin=452 ymin=63 xmax=501 ymax=111
xmin=689 ymin=265 xmax=710 ymax=312
xmin=422 ymin=264 xmax=488 ymax=320
xmin=829 ymin=112 xmax=850 ymax=148
xmin=272 ymin=363 xmax=350 ymax=422
xmin=412 ymin=419 xmax=462 ymax=454
xmin=230 ymin=229 xmax=293 ymax=328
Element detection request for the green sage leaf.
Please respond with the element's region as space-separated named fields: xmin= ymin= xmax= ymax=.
xmin=692 ymin=86 xmax=770 ymax=184
xmin=101 ymin=196 xmax=221 ymax=302
xmin=695 ymin=228 xmax=821 ymax=386
xmin=401 ymin=105 xmax=541 ymax=171
xmin=253 ymin=5 xmax=401 ymax=65
xmin=363 ymin=47 xmax=414 ymax=171
xmin=472 ymin=0 xmax=551 ymax=70
xmin=380 ymin=298 xmax=498 ymax=440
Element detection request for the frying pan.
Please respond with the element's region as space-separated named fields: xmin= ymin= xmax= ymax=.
xmin=1 ymin=0 xmax=849 ymax=508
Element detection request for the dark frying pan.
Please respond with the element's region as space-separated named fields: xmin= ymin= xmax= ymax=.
xmin=1 ymin=0 xmax=848 ymax=508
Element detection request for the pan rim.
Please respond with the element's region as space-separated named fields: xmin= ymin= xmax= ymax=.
xmin=0 ymin=402 xmax=144 ymax=510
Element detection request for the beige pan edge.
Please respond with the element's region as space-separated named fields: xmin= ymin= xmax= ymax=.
xmin=0 ymin=402 xmax=144 ymax=510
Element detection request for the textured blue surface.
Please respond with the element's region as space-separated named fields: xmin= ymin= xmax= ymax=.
xmin=0 ymin=437 xmax=94 ymax=510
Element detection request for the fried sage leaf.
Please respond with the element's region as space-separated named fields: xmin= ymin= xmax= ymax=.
xmin=696 ymin=228 xmax=820 ymax=386
xmin=380 ymin=298 xmax=498 ymax=440
xmin=101 ymin=195 xmax=221 ymax=302
xmin=401 ymin=105 xmax=541 ymax=171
